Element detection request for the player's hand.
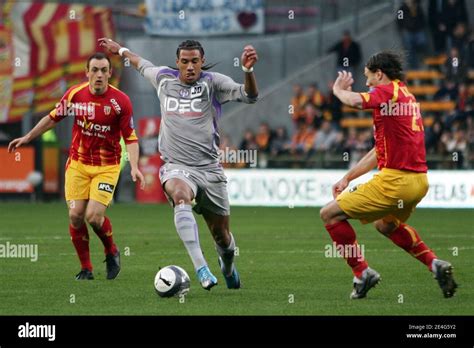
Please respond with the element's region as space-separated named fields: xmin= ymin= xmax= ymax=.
xmin=241 ymin=45 xmax=258 ymax=69
xmin=131 ymin=167 xmax=146 ymax=190
xmin=333 ymin=71 xmax=354 ymax=92
xmin=98 ymin=37 xmax=121 ymax=55
xmin=8 ymin=136 xmax=30 ymax=153
xmin=332 ymin=176 xmax=349 ymax=199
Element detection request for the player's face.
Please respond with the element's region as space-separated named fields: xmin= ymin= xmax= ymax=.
xmin=364 ymin=67 xmax=383 ymax=88
xmin=86 ymin=58 xmax=112 ymax=95
xmin=176 ymin=49 xmax=205 ymax=85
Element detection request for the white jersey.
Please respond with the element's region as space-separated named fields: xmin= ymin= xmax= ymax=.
xmin=138 ymin=58 xmax=257 ymax=167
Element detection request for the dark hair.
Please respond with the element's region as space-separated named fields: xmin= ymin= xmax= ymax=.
xmin=365 ymin=50 xmax=405 ymax=81
xmin=87 ymin=52 xmax=111 ymax=70
xmin=175 ymin=40 xmax=217 ymax=70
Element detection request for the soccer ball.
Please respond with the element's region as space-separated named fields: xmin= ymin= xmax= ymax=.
xmin=154 ymin=265 xmax=190 ymax=298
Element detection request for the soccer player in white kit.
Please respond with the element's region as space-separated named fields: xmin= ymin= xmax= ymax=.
xmin=99 ymin=37 xmax=259 ymax=290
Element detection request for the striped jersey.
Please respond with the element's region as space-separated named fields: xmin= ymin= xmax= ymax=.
xmin=49 ymin=82 xmax=138 ymax=166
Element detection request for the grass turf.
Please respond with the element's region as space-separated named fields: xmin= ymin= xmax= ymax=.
xmin=0 ymin=203 xmax=472 ymax=315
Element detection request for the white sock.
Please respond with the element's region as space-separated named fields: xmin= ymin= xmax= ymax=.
xmin=174 ymin=205 xmax=207 ymax=271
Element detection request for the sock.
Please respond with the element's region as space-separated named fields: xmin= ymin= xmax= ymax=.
xmin=91 ymin=216 xmax=118 ymax=255
xmin=174 ymin=205 xmax=207 ymax=271
xmin=215 ymin=232 xmax=236 ymax=276
xmin=325 ymin=221 xmax=368 ymax=278
xmin=389 ymin=223 xmax=437 ymax=271
xmin=69 ymin=223 xmax=92 ymax=271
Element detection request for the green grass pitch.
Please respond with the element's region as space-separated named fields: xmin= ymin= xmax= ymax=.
xmin=0 ymin=203 xmax=472 ymax=315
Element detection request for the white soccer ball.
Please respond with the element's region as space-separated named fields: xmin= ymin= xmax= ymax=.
xmin=154 ymin=265 xmax=190 ymax=298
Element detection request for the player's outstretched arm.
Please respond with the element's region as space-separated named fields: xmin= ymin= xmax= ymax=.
xmin=125 ymin=142 xmax=145 ymax=190
xmin=241 ymin=45 xmax=259 ymax=98
xmin=332 ymin=148 xmax=377 ymax=198
xmin=98 ymin=37 xmax=143 ymax=69
xmin=332 ymin=71 xmax=363 ymax=109
xmin=7 ymin=115 xmax=56 ymax=153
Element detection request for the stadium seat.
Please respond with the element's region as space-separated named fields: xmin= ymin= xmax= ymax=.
xmin=405 ymin=70 xmax=445 ymax=81
xmin=423 ymin=55 xmax=447 ymax=67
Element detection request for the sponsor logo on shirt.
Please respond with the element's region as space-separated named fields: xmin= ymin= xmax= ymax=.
xmin=104 ymin=105 xmax=112 ymax=115
xmin=110 ymin=98 xmax=121 ymax=114
xmin=179 ymin=88 xmax=190 ymax=98
xmin=76 ymin=119 xmax=111 ymax=132
xmin=165 ymin=97 xmax=202 ymax=115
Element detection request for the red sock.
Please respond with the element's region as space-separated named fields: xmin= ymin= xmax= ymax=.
xmin=69 ymin=223 xmax=92 ymax=271
xmin=389 ymin=223 xmax=437 ymax=270
xmin=325 ymin=221 xmax=368 ymax=278
xmin=92 ymin=216 xmax=118 ymax=255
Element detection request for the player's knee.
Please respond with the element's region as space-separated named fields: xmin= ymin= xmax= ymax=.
xmin=320 ymin=206 xmax=331 ymax=224
xmin=374 ymin=220 xmax=395 ymax=236
xmin=172 ymin=190 xmax=193 ymax=206
xmin=69 ymin=211 xmax=85 ymax=229
xmin=85 ymin=211 xmax=104 ymax=229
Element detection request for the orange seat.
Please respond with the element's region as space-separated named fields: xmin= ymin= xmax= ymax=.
xmin=406 ymin=70 xmax=444 ymax=80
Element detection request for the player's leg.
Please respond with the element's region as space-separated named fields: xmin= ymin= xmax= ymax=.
xmin=375 ymin=171 xmax=456 ymax=297
xmin=320 ymin=200 xmax=370 ymax=278
xmin=374 ymin=218 xmax=457 ymax=298
xmin=319 ymin=173 xmax=402 ymax=298
xmin=84 ymin=199 xmax=120 ymax=279
xmin=65 ymin=160 xmax=94 ymax=280
xmin=67 ymin=199 xmax=93 ymax=280
xmin=192 ymin=166 xmax=239 ymax=288
xmin=374 ymin=218 xmax=437 ymax=269
xmin=88 ymin=164 xmax=122 ymax=279
xmin=163 ymin=177 xmax=216 ymax=290
xmin=201 ymin=209 xmax=240 ymax=289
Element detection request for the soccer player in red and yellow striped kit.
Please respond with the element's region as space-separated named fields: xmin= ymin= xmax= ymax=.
xmin=8 ymin=53 xmax=145 ymax=280
xmin=320 ymin=51 xmax=457 ymax=299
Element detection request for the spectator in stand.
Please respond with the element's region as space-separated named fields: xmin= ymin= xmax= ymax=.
xmin=286 ymin=119 xmax=316 ymax=155
xmin=428 ymin=0 xmax=447 ymax=54
xmin=291 ymin=84 xmax=308 ymax=123
xmin=327 ymin=30 xmax=362 ymax=73
xmin=451 ymin=23 xmax=469 ymax=57
xmin=239 ymin=129 xmax=258 ymax=152
xmin=434 ymin=79 xmax=459 ymax=101
xmin=270 ymin=126 xmax=289 ymax=156
xmin=467 ymin=30 xmax=474 ymax=69
xmin=343 ymin=127 xmax=358 ymax=154
xmin=442 ymin=127 xmax=468 ymax=168
xmin=396 ymin=0 xmax=427 ymax=69
xmin=425 ymin=120 xmax=445 ymax=154
xmin=444 ymin=47 xmax=467 ymax=84
xmin=313 ymin=120 xmax=340 ymax=152
xmin=325 ymin=80 xmax=343 ymax=128
xmin=255 ymin=122 xmax=272 ymax=153
xmin=306 ymin=83 xmax=326 ymax=109
xmin=349 ymin=129 xmax=373 ymax=168
xmin=442 ymin=0 xmax=468 ymax=51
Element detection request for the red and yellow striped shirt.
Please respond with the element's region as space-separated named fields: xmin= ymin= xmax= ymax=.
xmin=360 ymin=80 xmax=427 ymax=173
xmin=49 ymin=82 xmax=138 ymax=166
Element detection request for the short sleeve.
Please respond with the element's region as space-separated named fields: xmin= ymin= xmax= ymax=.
xmin=137 ymin=58 xmax=172 ymax=90
xmin=360 ymin=85 xmax=393 ymax=109
xmin=119 ymin=95 xmax=138 ymax=144
xmin=48 ymin=86 xmax=75 ymax=123
xmin=212 ymin=72 xmax=257 ymax=105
